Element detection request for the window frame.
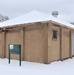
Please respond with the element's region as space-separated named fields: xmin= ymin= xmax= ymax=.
xmin=52 ymin=30 xmax=57 ymax=40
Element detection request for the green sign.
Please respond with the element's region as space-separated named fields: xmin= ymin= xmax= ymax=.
xmin=9 ymin=45 xmax=21 ymax=54
xmin=8 ymin=44 xmax=21 ymax=66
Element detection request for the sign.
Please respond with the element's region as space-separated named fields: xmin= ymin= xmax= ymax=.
xmin=9 ymin=45 xmax=20 ymax=54
xmin=8 ymin=44 xmax=21 ymax=66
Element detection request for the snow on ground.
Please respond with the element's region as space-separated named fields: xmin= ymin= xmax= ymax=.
xmin=0 ymin=58 xmax=74 ymax=75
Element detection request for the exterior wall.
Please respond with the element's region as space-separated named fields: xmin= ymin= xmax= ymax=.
xmin=0 ymin=21 xmax=72 ymax=64
xmin=61 ymin=28 xmax=70 ymax=59
xmin=0 ymin=32 xmax=3 ymax=57
xmin=4 ymin=23 xmax=48 ymax=63
xmin=24 ymin=24 xmax=47 ymax=63
xmin=6 ymin=30 xmax=21 ymax=59
xmin=48 ymin=23 xmax=60 ymax=63
xmin=70 ymin=31 xmax=74 ymax=57
xmin=70 ymin=31 xmax=72 ymax=58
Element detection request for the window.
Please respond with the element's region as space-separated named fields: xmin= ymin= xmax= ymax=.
xmin=52 ymin=30 xmax=57 ymax=39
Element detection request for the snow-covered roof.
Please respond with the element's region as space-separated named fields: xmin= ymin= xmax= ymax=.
xmin=0 ymin=10 xmax=74 ymax=29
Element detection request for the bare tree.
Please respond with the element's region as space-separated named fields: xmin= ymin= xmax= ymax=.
xmin=70 ymin=22 xmax=74 ymax=25
xmin=0 ymin=14 xmax=9 ymax=22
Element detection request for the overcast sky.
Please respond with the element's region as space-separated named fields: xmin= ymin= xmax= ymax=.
xmin=0 ymin=0 xmax=74 ymax=22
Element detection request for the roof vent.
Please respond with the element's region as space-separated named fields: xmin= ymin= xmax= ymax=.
xmin=52 ymin=11 xmax=58 ymax=18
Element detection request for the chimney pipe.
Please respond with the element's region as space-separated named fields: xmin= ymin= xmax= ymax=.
xmin=52 ymin=11 xmax=58 ymax=18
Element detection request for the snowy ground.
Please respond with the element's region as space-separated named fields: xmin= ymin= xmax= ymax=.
xmin=0 ymin=58 xmax=74 ymax=75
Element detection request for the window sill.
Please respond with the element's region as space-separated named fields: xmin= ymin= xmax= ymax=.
xmin=52 ymin=39 xmax=57 ymax=41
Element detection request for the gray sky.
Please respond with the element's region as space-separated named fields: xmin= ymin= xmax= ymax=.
xmin=0 ymin=0 xmax=74 ymax=22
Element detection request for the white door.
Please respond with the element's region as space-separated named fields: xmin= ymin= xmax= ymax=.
xmin=72 ymin=33 xmax=74 ymax=56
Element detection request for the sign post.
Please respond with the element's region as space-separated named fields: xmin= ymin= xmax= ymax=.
xmin=8 ymin=44 xmax=21 ymax=66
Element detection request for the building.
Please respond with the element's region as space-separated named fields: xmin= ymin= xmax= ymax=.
xmin=0 ymin=10 xmax=74 ymax=64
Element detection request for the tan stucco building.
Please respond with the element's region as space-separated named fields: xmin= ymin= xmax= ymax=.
xmin=0 ymin=11 xmax=74 ymax=64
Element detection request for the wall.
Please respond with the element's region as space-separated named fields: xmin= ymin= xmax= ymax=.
xmin=4 ymin=22 xmax=48 ymax=63
xmin=0 ymin=32 xmax=3 ymax=57
xmin=61 ymin=28 xmax=70 ymax=59
xmin=0 ymin=21 xmax=72 ymax=64
xmin=48 ymin=23 xmax=60 ymax=63
xmin=24 ymin=23 xmax=46 ymax=63
xmin=6 ymin=30 xmax=21 ymax=59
